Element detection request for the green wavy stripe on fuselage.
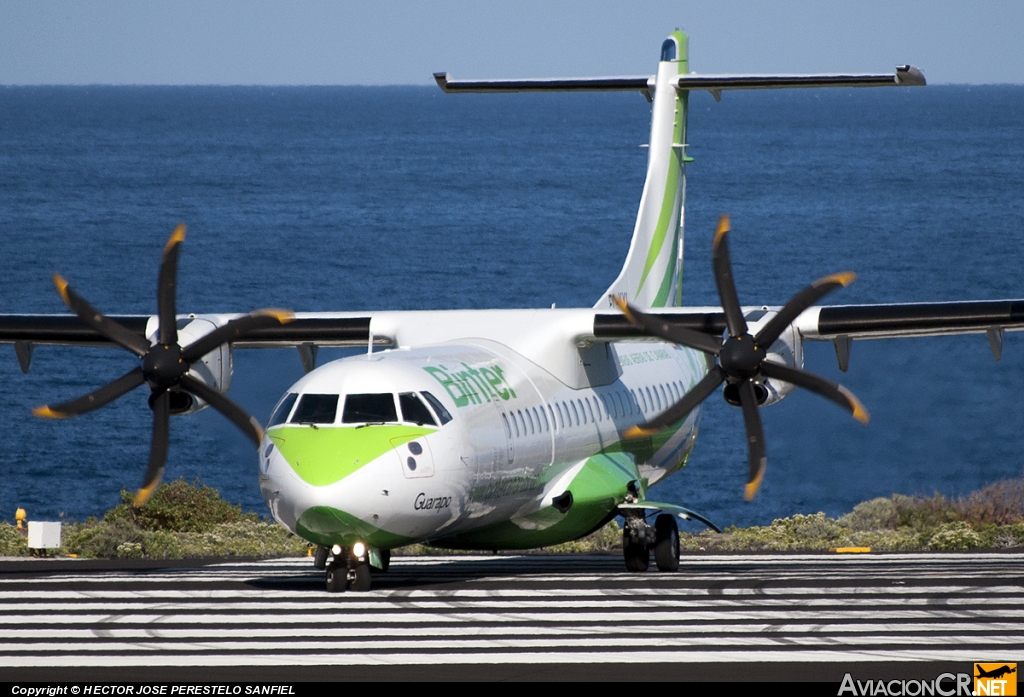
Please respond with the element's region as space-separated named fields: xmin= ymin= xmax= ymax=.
xmin=269 ymin=424 xmax=435 ymax=486
xmin=430 ymin=449 xmax=641 ymax=550
xmin=296 ymin=506 xmax=416 ymax=549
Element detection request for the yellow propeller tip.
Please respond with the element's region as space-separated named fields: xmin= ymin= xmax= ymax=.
xmin=624 ymin=425 xmax=656 ymax=439
xmin=839 ymin=385 xmax=871 ymax=424
xmin=713 ymin=214 xmax=731 ymax=246
xmin=51 ymin=274 xmax=71 ymax=304
xmin=744 ymin=467 xmax=765 ymax=501
xmin=826 ymin=271 xmax=857 ymax=287
xmin=163 ymin=224 xmax=187 ymax=253
xmin=32 ymin=405 xmax=66 ymax=419
xmin=133 ymin=484 xmax=159 ymax=508
xmin=260 ymin=308 xmax=295 ymax=324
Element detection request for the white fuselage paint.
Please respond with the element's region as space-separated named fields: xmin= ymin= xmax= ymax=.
xmin=259 ymin=336 xmax=707 ymax=547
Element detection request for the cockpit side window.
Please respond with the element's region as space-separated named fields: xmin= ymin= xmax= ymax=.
xmin=399 ymin=392 xmax=437 ymax=426
xmin=421 ymin=391 xmax=453 ymax=425
xmin=342 ymin=393 xmax=398 ymax=424
xmin=660 ymin=39 xmax=677 ymax=61
xmin=290 ymin=394 xmax=339 ymax=424
xmin=268 ymin=393 xmax=298 ymax=427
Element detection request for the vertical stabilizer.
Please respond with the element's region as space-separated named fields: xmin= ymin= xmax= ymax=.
xmin=599 ymin=30 xmax=689 ymax=310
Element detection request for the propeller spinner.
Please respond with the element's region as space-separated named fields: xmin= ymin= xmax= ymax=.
xmin=615 ymin=214 xmax=869 ymax=501
xmin=33 ymin=225 xmax=294 ymax=506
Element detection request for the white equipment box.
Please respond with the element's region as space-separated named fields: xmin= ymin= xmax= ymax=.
xmin=27 ymin=521 xmax=62 ymax=550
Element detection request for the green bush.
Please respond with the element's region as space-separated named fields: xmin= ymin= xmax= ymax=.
xmin=926 ymin=521 xmax=982 ymax=551
xmin=0 ymin=523 xmax=29 ymax=556
xmin=105 ymin=478 xmax=253 ymax=533
xmin=839 ymin=497 xmax=899 ymax=531
xmin=957 ymin=478 xmax=1024 ymax=526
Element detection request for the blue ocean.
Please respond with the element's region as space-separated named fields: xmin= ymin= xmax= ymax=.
xmin=1 ymin=85 xmax=1022 ymax=531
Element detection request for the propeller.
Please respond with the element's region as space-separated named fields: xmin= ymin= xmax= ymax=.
xmin=33 ymin=224 xmax=294 ymax=507
xmin=615 ymin=214 xmax=869 ymax=501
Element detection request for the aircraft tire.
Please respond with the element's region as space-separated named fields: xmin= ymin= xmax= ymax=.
xmin=653 ymin=514 xmax=680 ymax=572
xmin=351 ymin=561 xmax=372 ymax=592
xmin=313 ymin=545 xmax=329 ymax=570
xmin=325 ymin=562 xmax=347 ymax=593
xmin=623 ymin=539 xmax=649 ymax=572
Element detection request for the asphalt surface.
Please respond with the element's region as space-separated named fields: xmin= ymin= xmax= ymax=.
xmin=1 ymin=552 xmax=1021 ymax=682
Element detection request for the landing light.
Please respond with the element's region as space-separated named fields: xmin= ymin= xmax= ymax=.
xmin=331 ymin=544 xmax=342 ymax=556
xmin=352 ymin=541 xmax=367 ymax=558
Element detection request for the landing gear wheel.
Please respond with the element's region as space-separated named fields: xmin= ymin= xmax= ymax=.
xmin=653 ymin=514 xmax=680 ymax=572
xmin=325 ymin=562 xmax=347 ymax=593
xmin=313 ymin=545 xmax=329 ymax=570
xmin=351 ymin=561 xmax=372 ymax=592
xmin=623 ymin=539 xmax=649 ymax=572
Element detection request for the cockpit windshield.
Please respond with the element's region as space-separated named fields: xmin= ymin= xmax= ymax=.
xmin=399 ymin=392 xmax=436 ymax=426
xmin=289 ymin=394 xmax=339 ymax=424
xmin=342 ymin=393 xmax=398 ymax=424
xmin=268 ymin=393 xmax=298 ymax=427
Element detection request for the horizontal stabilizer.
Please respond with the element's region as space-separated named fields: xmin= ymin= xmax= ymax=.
xmin=434 ymin=73 xmax=650 ymax=93
xmin=675 ymin=65 xmax=925 ymax=90
xmin=434 ymin=66 xmax=924 ymax=95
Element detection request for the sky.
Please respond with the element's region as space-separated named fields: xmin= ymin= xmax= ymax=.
xmin=1 ymin=1 xmax=1021 ymax=85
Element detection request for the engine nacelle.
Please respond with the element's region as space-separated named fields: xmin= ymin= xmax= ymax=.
xmin=145 ymin=314 xmax=234 ymax=415
xmin=722 ymin=309 xmax=804 ymax=408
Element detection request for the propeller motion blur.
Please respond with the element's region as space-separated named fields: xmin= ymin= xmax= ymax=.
xmin=5 ymin=30 xmax=1024 ymax=592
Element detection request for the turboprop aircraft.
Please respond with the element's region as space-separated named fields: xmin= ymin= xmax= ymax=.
xmin=3 ymin=30 xmax=1024 ymax=593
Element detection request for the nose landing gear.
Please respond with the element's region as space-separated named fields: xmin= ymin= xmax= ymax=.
xmin=321 ymin=542 xmax=383 ymax=592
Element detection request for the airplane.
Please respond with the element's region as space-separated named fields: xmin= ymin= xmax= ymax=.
xmin=3 ymin=29 xmax=1023 ymax=593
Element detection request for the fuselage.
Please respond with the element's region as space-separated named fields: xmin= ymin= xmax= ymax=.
xmin=260 ymin=337 xmax=707 ymax=550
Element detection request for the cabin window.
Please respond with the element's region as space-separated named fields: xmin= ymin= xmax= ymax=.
xmin=660 ymin=38 xmax=677 ymax=61
xmin=399 ymin=392 xmax=437 ymax=426
xmin=537 ymin=406 xmax=549 ymax=432
xmin=517 ymin=410 xmax=526 ymax=437
xmin=585 ymin=398 xmax=596 ymax=423
xmin=291 ymin=393 xmax=340 ymax=424
xmin=502 ymin=413 xmax=511 ymax=438
xmin=341 ymin=393 xmax=397 ymax=424
xmin=659 ymin=384 xmax=669 ymax=409
xmin=268 ymin=393 xmax=298 ymax=427
xmin=421 ymin=391 xmax=453 ymax=425
xmin=526 ymin=408 xmax=536 ymax=435
xmin=556 ymin=402 xmax=565 ymax=429
xmin=646 ymin=387 xmax=655 ymax=412
xmin=546 ymin=404 xmax=556 ymax=431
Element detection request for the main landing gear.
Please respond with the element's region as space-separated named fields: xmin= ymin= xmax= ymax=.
xmin=317 ymin=542 xmax=388 ymax=592
xmin=622 ymin=512 xmax=679 ymax=573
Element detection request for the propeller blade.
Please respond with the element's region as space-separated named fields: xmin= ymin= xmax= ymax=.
xmin=181 ymin=309 xmax=294 ymax=363
xmin=612 ymin=297 xmax=723 ymax=354
xmin=33 ymin=366 xmax=145 ymax=419
xmin=51 ymin=274 xmax=150 ymax=357
xmin=157 ymin=224 xmax=186 ymax=346
xmin=711 ymin=215 xmax=748 ymax=339
xmin=180 ymin=374 xmax=264 ymax=446
xmin=755 ymin=271 xmax=856 ymax=347
xmin=625 ymin=366 xmax=725 ymax=437
xmin=737 ymin=379 xmax=768 ymax=501
xmin=759 ymin=360 xmax=870 ymax=424
xmin=134 ymin=389 xmax=170 ymax=507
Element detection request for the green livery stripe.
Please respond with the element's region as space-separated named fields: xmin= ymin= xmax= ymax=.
xmin=296 ymin=506 xmax=415 ymax=549
xmin=636 ymin=150 xmax=680 ymax=298
xmin=270 ymin=424 xmax=435 ymax=486
xmin=431 ymin=450 xmax=641 ymax=550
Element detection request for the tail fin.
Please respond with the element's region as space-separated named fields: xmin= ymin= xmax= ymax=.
xmin=599 ymin=30 xmax=690 ymax=310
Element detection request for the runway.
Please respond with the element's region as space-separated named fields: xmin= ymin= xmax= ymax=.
xmin=0 ymin=552 xmax=1021 ymax=682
